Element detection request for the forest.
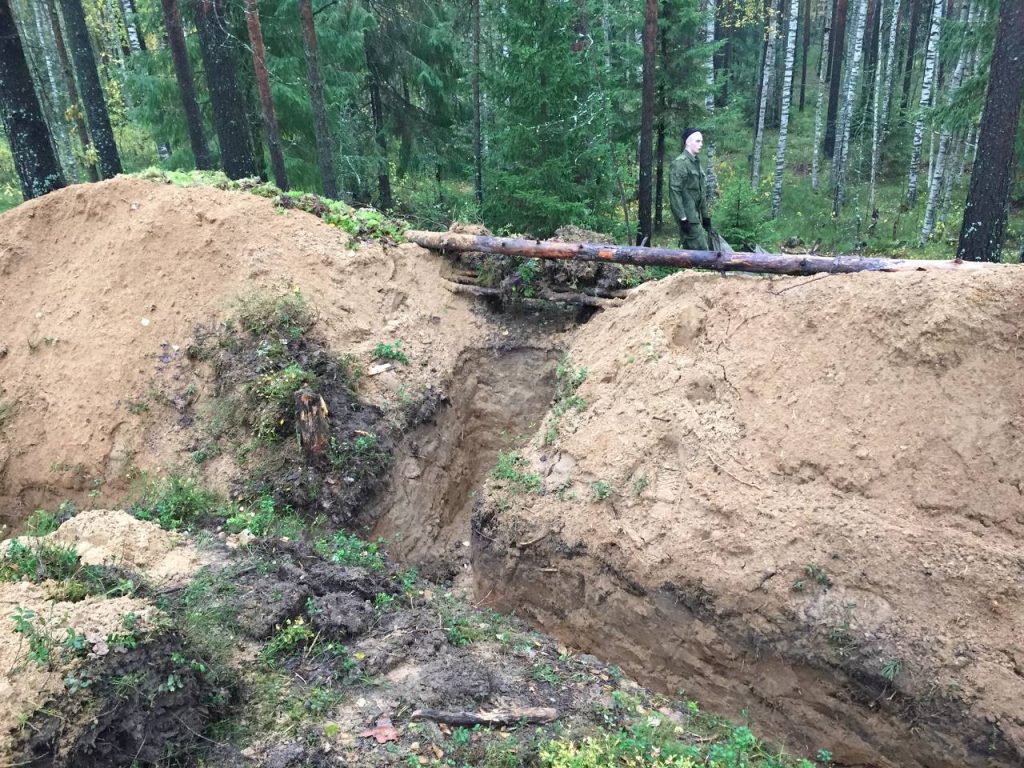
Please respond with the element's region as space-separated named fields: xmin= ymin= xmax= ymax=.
xmin=1 ymin=0 xmax=1022 ymax=262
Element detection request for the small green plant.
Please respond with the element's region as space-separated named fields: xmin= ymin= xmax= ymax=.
xmin=880 ymin=657 xmax=902 ymax=682
xmin=11 ymin=607 xmax=53 ymax=667
xmin=130 ymin=474 xmax=220 ymax=531
xmin=313 ymin=531 xmax=387 ymax=571
xmin=234 ymin=290 xmax=315 ymax=339
xmin=632 ymin=476 xmax=650 ymax=496
xmin=805 ymin=564 xmax=832 ymax=587
xmin=492 ymin=451 xmax=542 ymax=494
xmin=24 ymin=509 xmax=60 ymax=537
xmin=372 ymin=340 xmax=410 ymax=364
xmin=551 ymin=357 xmax=588 ymax=417
xmin=262 ymin=617 xmax=316 ymax=663
xmin=373 ymin=592 xmax=396 ymax=613
xmin=0 ymin=539 xmax=80 ymax=583
xmin=0 ymin=399 xmax=19 ymax=432
xmin=532 ymin=661 xmax=561 ymax=686
xmin=590 ymin=480 xmax=613 ymax=501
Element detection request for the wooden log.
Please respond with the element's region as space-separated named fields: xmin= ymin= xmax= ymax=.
xmin=295 ymin=386 xmax=330 ymax=465
xmin=444 ymin=281 xmax=623 ymax=309
xmin=408 ymin=230 xmax=1006 ymax=276
xmin=410 ymin=707 xmax=559 ymax=727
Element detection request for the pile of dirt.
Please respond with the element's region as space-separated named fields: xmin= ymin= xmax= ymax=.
xmin=0 ymin=513 xmax=216 ymax=765
xmin=475 ymin=268 xmax=1024 ymax=767
xmin=0 ymin=177 xmax=491 ymax=526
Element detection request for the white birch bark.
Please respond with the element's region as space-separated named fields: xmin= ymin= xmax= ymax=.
xmin=922 ymin=0 xmax=971 ymax=241
xmin=906 ymin=0 xmax=943 ymax=205
xmin=704 ymin=0 xmax=718 ymax=198
xmin=812 ymin=0 xmax=833 ymax=191
xmin=869 ymin=0 xmax=897 ymax=213
xmin=751 ymin=10 xmax=778 ymax=189
xmin=771 ymin=0 xmax=800 ymax=217
xmin=119 ymin=0 xmax=141 ymax=53
xmin=832 ymin=0 xmax=867 ymax=215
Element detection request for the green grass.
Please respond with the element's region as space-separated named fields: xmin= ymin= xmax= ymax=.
xmin=313 ymin=530 xmax=387 ymax=571
xmin=492 ymin=450 xmax=543 ymax=494
xmin=129 ymin=473 xmax=222 ymax=531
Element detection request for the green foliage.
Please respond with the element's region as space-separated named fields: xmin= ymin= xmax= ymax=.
xmin=713 ymin=161 xmax=776 ymax=250
xmin=881 ymin=658 xmax=902 ymax=682
xmin=234 ymin=290 xmax=315 ymax=340
xmin=371 ymin=340 xmax=410 ymax=364
xmin=261 ymin=617 xmax=316 ymax=663
xmin=130 ymin=473 xmax=221 ymax=531
xmin=0 ymin=540 xmax=80 ymax=584
xmin=314 ymin=531 xmax=387 ymax=571
xmin=24 ymin=509 xmax=60 ymax=537
xmin=590 ymin=481 xmax=613 ymax=502
xmin=224 ymin=494 xmax=303 ymax=540
xmin=492 ymin=451 xmax=542 ymax=494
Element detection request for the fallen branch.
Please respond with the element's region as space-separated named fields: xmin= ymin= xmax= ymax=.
xmin=411 ymin=707 xmax=560 ymax=727
xmin=444 ymin=281 xmax=623 ymax=309
xmin=409 ymin=230 xmax=1006 ymax=276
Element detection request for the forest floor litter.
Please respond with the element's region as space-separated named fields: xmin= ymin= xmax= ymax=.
xmin=0 ymin=177 xmax=1021 ymax=767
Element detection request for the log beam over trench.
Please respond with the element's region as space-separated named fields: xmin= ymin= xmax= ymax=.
xmin=407 ymin=230 xmax=1007 ymax=276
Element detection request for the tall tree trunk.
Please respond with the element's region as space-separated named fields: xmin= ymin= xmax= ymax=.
xmin=58 ymin=0 xmax=122 ymax=178
xmin=798 ymin=0 xmax=811 ymax=110
xmin=160 ymin=0 xmax=211 ymax=170
xmin=832 ymin=0 xmax=867 ymax=214
xmin=26 ymin=0 xmax=77 ymax=180
xmin=365 ymin=44 xmax=392 ymax=211
xmin=119 ymin=0 xmax=141 ymax=52
xmin=599 ymin=0 xmax=629 ymax=236
xmin=194 ymin=0 xmax=256 ymax=179
xmin=771 ymin=0 xmax=799 ymax=217
xmin=941 ymin=1 xmax=978 ymax=222
xmin=46 ymin=0 xmax=95 ymax=181
xmin=243 ymin=0 xmax=287 ymax=191
xmin=906 ymin=0 xmax=941 ymax=205
xmin=0 ymin=0 xmax=67 ymax=198
xmin=751 ymin=9 xmax=778 ymax=188
xmin=297 ymin=0 xmax=336 ymax=198
xmin=900 ymin=0 xmax=922 ymax=109
xmin=920 ymin=0 xmax=968 ymax=242
xmin=823 ymin=0 xmax=848 ymax=155
xmin=812 ymin=0 xmax=833 ymax=190
xmin=472 ymin=0 xmax=482 ymax=208
xmin=655 ymin=114 xmax=665 ymax=230
xmin=869 ymin=0 xmax=899 ymax=212
xmin=956 ymin=0 xmax=1022 ymax=261
xmin=636 ymin=0 xmax=657 ymax=245
xmin=704 ymin=0 xmax=718 ymax=198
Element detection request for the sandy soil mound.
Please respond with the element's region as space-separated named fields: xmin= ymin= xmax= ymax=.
xmin=0 ymin=177 xmax=488 ymax=527
xmin=475 ymin=268 xmax=1024 ymax=767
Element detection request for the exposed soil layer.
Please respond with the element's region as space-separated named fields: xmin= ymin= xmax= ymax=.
xmin=370 ymin=346 xmax=560 ymax=580
xmin=0 ymin=177 xmax=490 ymax=528
xmin=475 ymin=268 xmax=1024 ymax=768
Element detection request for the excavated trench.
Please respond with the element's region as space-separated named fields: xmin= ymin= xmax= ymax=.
xmin=370 ymin=346 xmax=560 ymax=582
xmin=368 ymin=344 xmax=1022 ymax=768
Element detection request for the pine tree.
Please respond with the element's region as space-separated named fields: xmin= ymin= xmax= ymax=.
xmin=160 ymin=0 xmax=211 ymax=170
xmin=812 ymin=0 xmax=833 ymax=190
xmin=823 ymin=0 xmax=848 ymax=156
xmin=957 ymin=0 xmax=1024 ymax=261
xmin=636 ymin=0 xmax=657 ymax=245
xmin=59 ymin=0 xmax=122 ymax=178
xmin=296 ymin=0 xmax=336 ymax=199
xmin=193 ymin=0 xmax=256 ymax=179
xmin=0 ymin=0 xmax=66 ymax=199
xmin=244 ymin=0 xmax=288 ymax=190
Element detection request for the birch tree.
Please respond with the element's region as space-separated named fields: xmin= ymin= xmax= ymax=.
xmin=704 ymin=0 xmax=718 ymax=198
xmin=812 ymin=0 xmax=833 ymax=190
xmin=868 ymin=0 xmax=898 ymax=213
xmin=906 ymin=0 xmax=942 ymax=205
xmin=831 ymin=0 xmax=866 ymax=215
xmin=921 ymin=0 xmax=969 ymax=243
xmin=0 ymin=0 xmax=67 ymax=199
xmin=636 ymin=0 xmax=657 ymax=245
xmin=751 ymin=7 xmax=777 ymax=189
xmin=771 ymin=0 xmax=799 ymax=217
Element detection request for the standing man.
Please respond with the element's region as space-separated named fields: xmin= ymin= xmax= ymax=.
xmin=669 ymin=128 xmax=712 ymax=250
